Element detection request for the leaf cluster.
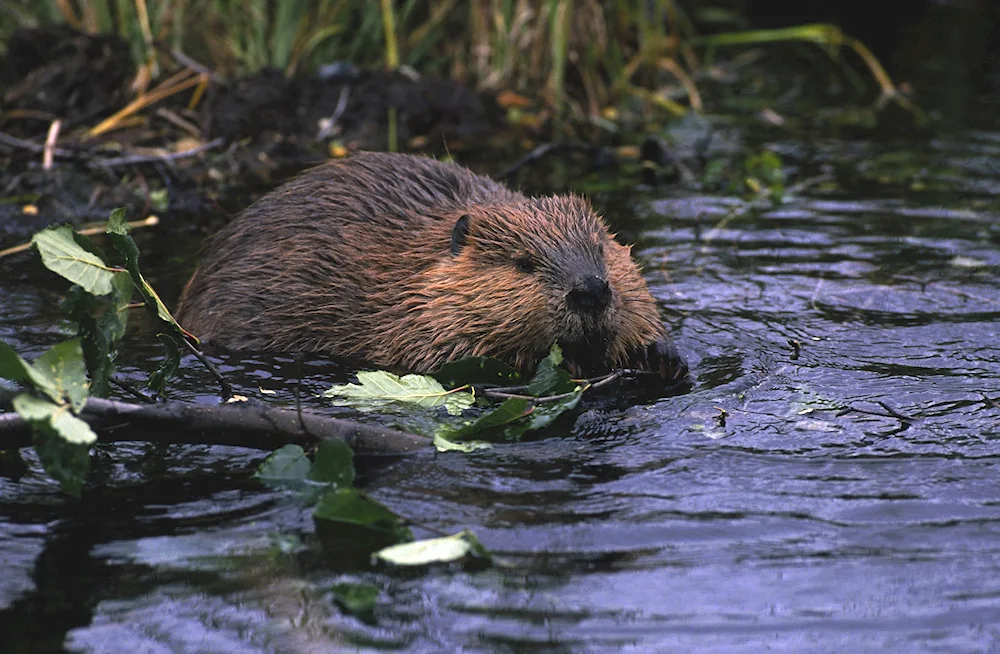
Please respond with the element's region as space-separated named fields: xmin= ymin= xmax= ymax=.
xmin=323 ymin=344 xmax=585 ymax=452
xmin=2 ymin=209 xmax=195 ymax=494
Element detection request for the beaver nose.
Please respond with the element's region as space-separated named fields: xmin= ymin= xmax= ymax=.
xmin=568 ymin=275 xmax=612 ymax=313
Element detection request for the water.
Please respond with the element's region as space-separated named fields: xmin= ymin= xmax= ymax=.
xmin=2 ymin=129 xmax=1000 ymax=652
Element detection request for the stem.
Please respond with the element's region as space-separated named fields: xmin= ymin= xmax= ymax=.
xmin=380 ymin=0 xmax=399 ymax=68
xmin=179 ymin=337 xmax=234 ymax=402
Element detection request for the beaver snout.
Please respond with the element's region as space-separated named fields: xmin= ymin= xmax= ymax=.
xmin=568 ymin=275 xmax=612 ymax=313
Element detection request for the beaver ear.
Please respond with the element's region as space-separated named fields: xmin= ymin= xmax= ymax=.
xmin=450 ymin=214 xmax=471 ymax=256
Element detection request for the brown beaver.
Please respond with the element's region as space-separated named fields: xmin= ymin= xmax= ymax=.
xmin=178 ymin=151 xmax=685 ymax=380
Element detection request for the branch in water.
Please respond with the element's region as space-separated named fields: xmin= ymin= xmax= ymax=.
xmin=0 ymin=395 xmax=428 ymax=456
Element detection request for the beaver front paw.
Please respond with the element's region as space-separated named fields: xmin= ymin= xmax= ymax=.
xmin=631 ymin=337 xmax=691 ymax=390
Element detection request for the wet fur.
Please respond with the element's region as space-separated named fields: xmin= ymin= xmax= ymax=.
xmin=178 ymin=151 xmax=665 ymax=374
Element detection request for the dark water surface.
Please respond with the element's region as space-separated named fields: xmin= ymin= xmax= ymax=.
xmin=3 ymin=127 xmax=1000 ymax=652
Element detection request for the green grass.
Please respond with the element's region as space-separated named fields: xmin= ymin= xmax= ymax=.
xmin=0 ymin=1 xmax=907 ymax=123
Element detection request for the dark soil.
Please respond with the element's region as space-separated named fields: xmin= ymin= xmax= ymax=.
xmin=0 ymin=27 xmax=505 ymax=243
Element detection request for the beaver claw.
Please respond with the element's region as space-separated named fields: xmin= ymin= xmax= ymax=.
xmin=632 ymin=337 xmax=691 ymax=389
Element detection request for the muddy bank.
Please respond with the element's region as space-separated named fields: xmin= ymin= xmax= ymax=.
xmin=0 ymin=26 xmax=505 ymax=242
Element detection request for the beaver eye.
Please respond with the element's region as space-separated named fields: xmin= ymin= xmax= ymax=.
xmin=515 ymin=255 xmax=535 ymax=273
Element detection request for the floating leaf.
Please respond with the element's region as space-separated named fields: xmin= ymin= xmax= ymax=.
xmin=330 ymin=582 xmax=379 ymax=621
xmin=324 ymin=370 xmax=474 ymax=415
xmin=31 ymin=225 xmax=122 ymax=296
xmin=314 ymin=488 xmax=412 ymax=544
xmin=33 ymin=339 xmax=90 ymax=412
xmin=257 ymin=440 xmax=357 ymax=502
xmin=257 ymin=444 xmax=311 ymax=485
xmin=432 ymin=356 xmax=521 ymax=388
xmin=308 ymin=438 xmax=355 ymax=487
xmin=256 ymin=444 xmax=330 ymax=501
xmin=374 ymin=530 xmax=491 ymax=567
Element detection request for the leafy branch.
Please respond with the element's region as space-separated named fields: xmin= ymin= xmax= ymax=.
xmin=324 ymin=342 xmax=588 ymax=453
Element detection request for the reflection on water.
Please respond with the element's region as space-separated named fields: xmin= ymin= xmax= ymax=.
xmin=3 ymin=130 xmax=1000 ymax=651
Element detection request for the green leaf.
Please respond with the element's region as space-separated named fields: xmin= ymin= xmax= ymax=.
xmin=324 ymin=371 xmax=474 ymax=416
xmin=105 ymin=271 xmax=134 ymax=341
xmin=435 ymin=397 xmax=532 ymax=443
xmin=432 ymin=356 xmax=521 ymax=388
xmin=0 ymin=339 xmax=90 ymax=410
xmin=0 ymin=341 xmax=60 ymax=402
xmin=257 ymin=441 xmax=356 ymax=502
xmin=502 ymin=388 xmax=584 ymax=440
xmin=147 ymin=333 xmax=180 ymax=396
xmin=330 ymin=582 xmax=379 ymax=620
xmin=107 ymin=208 xmax=191 ymax=395
xmin=527 ymin=343 xmax=575 ymax=397
xmin=257 ymin=444 xmax=311 ymax=484
xmin=432 ymin=435 xmax=493 ymax=452
xmin=435 ymin=382 xmax=584 ymax=445
xmin=60 ymin=274 xmax=132 ymax=398
xmin=31 ymin=225 xmax=121 ymax=295
xmin=12 ymin=394 xmax=96 ymax=445
xmin=374 ymin=530 xmax=491 ymax=567
xmin=34 ymin=339 xmax=90 ymax=413
xmin=314 ymin=488 xmax=412 ymax=544
xmin=13 ymin=394 xmax=95 ymax=497
xmin=256 ymin=444 xmax=329 ymax=501
xmin=32 ymin=427 xmax=91 ymax=497
xmin=308 ymin=438 xmax=355 ymax=488
xmin=106 ymin=209 xmax=181 ymax=328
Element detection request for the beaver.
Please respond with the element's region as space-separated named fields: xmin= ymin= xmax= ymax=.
xmin=177 ymin=151 xmax=686 ymax=381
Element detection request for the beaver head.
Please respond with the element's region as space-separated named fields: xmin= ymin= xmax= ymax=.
xmin=369 ymin=194 xmax=665 ymax=376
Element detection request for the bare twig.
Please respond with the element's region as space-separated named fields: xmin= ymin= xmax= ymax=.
xmin=93 ymin=137 xmax=225 ymax=169
xmin=154 ymin=108 xmax=203 ymax=139
xmin=43 ymin=119 xmax=62 ymax=171
xmin=0 ymin=216 xmax=160 ymax=260
xmin=485 ymin=369 xmax=625 ymax=396
xmin=484 ymin=386 xmax=590 ymax=404
xmin=109 ymin=376 xmax=155 ymax=403
xmin=0 ymin=131 xmax=78 ymax=158
xmin=154 ymin=42 xmax=225 ymax=84
xmin=0 ymin=131 xmax=224 ymax=170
